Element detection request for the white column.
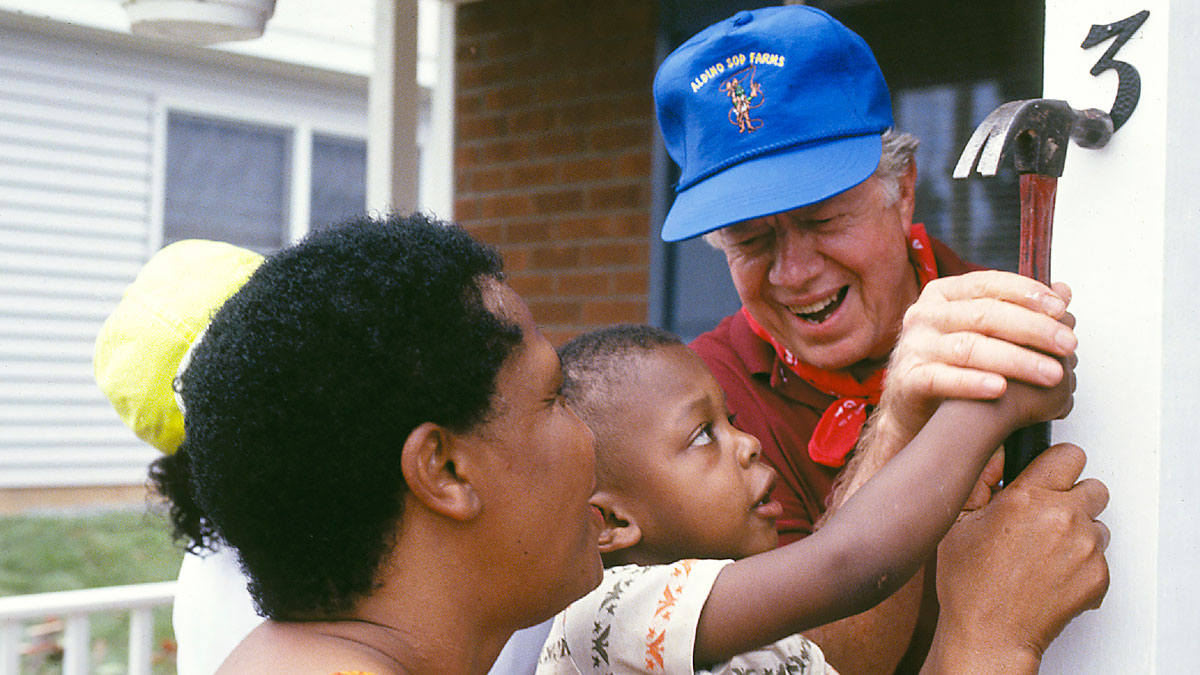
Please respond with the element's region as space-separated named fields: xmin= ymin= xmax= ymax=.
xmin=1043 ymin=0 xmax=1200 ymax=670
xmin=367 ymin=0 xmax=421 ymax=214
xmin=423 ymin=0 xmax=457 ymax=219
xmin=290 ymin=122 xmax=313 ymax=242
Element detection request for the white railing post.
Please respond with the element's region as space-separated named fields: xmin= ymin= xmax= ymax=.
xmin=128 ymin=607 xmax=153 ymax=675
xmin=62 ymin=613 xmax=90 ymax=675
xmin=0 ymin=619 xmax=20 ymax=673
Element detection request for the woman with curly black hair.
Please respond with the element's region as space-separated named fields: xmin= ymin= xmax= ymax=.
xmin=147 ymin=213 xmax=603 ymax=674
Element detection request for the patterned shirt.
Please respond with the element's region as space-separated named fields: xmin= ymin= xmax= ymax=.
xmin=536 ymin=560 xmax=834 ymax=675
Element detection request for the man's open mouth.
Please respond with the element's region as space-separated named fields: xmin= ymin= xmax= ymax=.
xmin=788 ymin=286 xmax=848 ymax=324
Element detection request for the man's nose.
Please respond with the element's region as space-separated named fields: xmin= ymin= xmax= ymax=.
xmin=767 ymin=226 xmax=823 ymax=287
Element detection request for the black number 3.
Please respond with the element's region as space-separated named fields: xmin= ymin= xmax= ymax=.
xmin=1081 ymin=10 xmax=1150 ymax=131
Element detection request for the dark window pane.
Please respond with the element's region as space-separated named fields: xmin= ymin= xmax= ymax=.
xmin=163 ymin=112 xmax=291 ymax=253
xmin=310 ymin=133 xmax=367 ymax=231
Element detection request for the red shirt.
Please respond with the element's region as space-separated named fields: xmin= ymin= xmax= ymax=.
xmin=690 ymin=237 xmax=977 ymax=544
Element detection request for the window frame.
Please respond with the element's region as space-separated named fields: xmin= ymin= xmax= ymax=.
xmin=150 ymin=98 xmax=369 ymax=253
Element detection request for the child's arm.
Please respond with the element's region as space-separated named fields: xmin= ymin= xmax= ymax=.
xmin=692 ymin=365 xmax=1074 ymax=666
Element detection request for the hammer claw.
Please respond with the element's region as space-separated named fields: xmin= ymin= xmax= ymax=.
xmin=952 ymin=100 xmax=1027 ymax=179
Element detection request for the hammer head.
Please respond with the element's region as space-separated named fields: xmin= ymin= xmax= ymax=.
xmin=952 ymin=99 xmax=1114 ymax=179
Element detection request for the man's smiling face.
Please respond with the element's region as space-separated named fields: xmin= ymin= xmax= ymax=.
xmin=713 ymin=171 xmax=920 ymax=374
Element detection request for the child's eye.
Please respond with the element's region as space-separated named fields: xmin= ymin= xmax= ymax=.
xmin=690 ymin=425 xmax=716 ymax=447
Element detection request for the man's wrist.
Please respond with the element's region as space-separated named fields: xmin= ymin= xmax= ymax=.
xmin=860 ymin=405 xmax=912 ymax=462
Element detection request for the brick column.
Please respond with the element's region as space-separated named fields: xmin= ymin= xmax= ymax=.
xmin=454 ymin=0 xmax=657 ymax=344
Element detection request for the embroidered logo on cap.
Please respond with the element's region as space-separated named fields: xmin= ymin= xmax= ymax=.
xmin=720 ymin=66 xmax=763 ymax=132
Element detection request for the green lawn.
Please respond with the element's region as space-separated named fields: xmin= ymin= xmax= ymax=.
xmin=0 ymin=508 xmax=185 ymax=674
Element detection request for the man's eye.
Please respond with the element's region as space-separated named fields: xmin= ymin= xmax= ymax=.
xmin=814 ymin=214 xmax=849 ymax=232
xmin=732 ymin=232 xmax=770 ymax=249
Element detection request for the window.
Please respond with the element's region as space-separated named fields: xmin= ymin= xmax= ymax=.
xmin=163 ymin=112 xmax=293 ymax=253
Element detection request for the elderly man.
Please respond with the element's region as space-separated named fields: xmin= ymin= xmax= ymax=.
xmin=654 ymin=6 xmax=1108 ymax=674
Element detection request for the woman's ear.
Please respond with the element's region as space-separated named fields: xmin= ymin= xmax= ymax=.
xmin=400 ymin=422 xmax=481 ymax=521
xmin=590 ymin=491 xmax=641 ymax=554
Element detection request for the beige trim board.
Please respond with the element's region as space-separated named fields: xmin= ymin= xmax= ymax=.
xmin=0 ymin=485 xmax=156 ymax=515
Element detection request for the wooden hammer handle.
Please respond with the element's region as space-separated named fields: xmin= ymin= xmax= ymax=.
xmin=1018 ymin=174 xmax=1058 ymax=284
xmin=1004 ymin=173 xmax=1059 ymax=486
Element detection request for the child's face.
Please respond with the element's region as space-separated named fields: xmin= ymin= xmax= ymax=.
xmin=612 ymin=345 xmax=781 ymax=561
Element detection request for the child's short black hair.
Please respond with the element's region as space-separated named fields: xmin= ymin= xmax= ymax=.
xmin=150 ymin=213 xmax=522 ymax=619
xmin=559 ymin=324 xmax=683 ymax=481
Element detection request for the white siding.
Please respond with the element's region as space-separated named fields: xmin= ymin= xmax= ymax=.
xmin=0 ymin=25 xmax=156 ymax=488
xmin=0 ymin=18 xmax=369 ymax=488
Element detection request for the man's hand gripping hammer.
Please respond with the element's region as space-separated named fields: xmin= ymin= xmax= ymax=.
xmin=953 ymin=99 xmax=1113 ymax=485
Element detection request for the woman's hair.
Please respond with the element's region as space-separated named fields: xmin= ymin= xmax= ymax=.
xmin=149 ymin=213 xmax=522 ymax=619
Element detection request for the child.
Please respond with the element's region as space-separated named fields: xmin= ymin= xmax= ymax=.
xmin=538 ymin=324 xmax=1075 ymax=674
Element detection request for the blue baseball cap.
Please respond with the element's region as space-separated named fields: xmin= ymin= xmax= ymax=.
xmin=654 ymin=6 xmax=893 ymax=242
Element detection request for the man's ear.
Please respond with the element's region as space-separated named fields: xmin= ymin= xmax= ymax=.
xmin=400 ymin=422 xmax=481 ymax=521
xmin=590 ymin=490 xmax=641 ymax=554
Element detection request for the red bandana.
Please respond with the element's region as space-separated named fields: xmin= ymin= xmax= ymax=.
xmin=742 ymin=224 xmax=940 ymax=468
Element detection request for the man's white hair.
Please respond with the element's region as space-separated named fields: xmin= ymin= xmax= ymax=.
xmin=701 ymin=128 xmax=920 ymax=249
xmin=875 ymin=128 xmax=919 ymax=205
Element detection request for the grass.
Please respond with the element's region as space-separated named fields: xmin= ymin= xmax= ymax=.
xmin=0 ymin=507 xmax=185 ymax=674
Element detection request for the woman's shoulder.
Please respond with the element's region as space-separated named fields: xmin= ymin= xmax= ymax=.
xmin=216 ymin=621 xmax=394 ymax=675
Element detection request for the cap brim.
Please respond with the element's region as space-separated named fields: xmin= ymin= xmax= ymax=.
xmin=660 ymin=134 xmax=882 ymax=242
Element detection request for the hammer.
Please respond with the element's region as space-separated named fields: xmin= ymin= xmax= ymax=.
xmin=953 ymin=99 xmax=1113 ymax=485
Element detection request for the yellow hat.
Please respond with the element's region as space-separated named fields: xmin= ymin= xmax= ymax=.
xmin=94 ymin=240 xmax=264 ymax=453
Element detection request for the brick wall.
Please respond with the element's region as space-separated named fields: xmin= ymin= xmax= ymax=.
xmin=454 ymin=0 xmax=658 ymax=345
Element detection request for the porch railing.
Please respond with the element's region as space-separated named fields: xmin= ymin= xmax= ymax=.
xmin=0 ymin=581 xmax=176 ymax=675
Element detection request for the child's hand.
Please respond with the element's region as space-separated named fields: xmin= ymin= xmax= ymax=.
xmin=994 ymin=348 xmax=1077 ymax=428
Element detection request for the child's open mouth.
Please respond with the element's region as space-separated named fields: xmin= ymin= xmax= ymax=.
xmin=752 ymin=493 xmax=783 ymax=519
xmin=789 ymin=286 xmax=848 ymax=324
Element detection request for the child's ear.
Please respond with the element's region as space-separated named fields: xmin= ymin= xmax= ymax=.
xmin=590 ymin=490 xmax=641 ymax=554
xmin=400 ymin=422 xmax=482 ymax=521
